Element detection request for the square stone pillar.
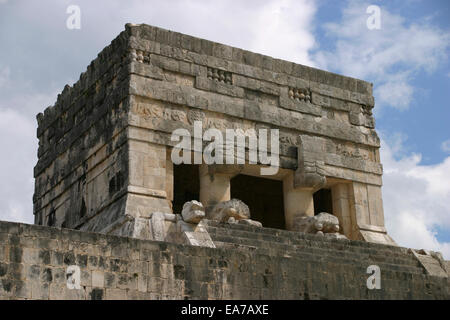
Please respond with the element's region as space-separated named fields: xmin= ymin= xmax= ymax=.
xmin=331 ymin=183 xmax=353 ymax=239
xmin=126 ymin=140 xmax=172 ymax=218
xmin=349 ymin=182 xmax=370 ymax=228
xmin=349 ymin=182 xmax=396 ymax=245
xmin=366 ymin=184 xmax=385 ymax=227
xmin=283 ymin=173 xmax=314 ymax=231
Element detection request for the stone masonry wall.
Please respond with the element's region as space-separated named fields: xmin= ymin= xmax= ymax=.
xmin=1 ymin=221 xmax=448 ymax=300
xmin=33 ymin=30 xmax=132 ymax=231
xmin=125 ymin=23 xmax=383 ymax=182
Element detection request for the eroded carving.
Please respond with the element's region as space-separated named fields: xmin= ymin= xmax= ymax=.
xmin=181 ymin=200 xmax=206 ymax=224
xmin=288 ymin=87 xmax=311 ymax=103
xmin=294 ymin=159 xmax=327 ymax=191
xmin=207 ymin=67 xmax=232 ymax=85
xmin=293 ymin=212 xmax=347 ymax=239
xmin=134 ymin=102 xmax=164 ymax=119
xmin=187 ymin=110 xmax=206 ymax=124
xmin=208 ymin=199 xmax=250 ymax=222
xmin=336 ymin=143 xmax=370 ymax=160
xmin=295 ymin=136 xmax=327 ymax=190
xmin=170 ymin=109 xmax=186 ymax=122
xmin=128 ymin=48 xmax=150 ymax=64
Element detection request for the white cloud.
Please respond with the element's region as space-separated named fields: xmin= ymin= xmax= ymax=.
xmin=374 ymin=72 xmax=414 ymax=110
xmin=313 ymin=1 xmax=450 ymax=110
xmin=441 ymin=139 xmax=450 ymax=153
xmin=249 ymin=0 xmax=317 ymax=65
xmin=0 ymin=108 xmax=36 ymax=224
xmin=381 ymin=134 xmax=450 ymax=259
xmin=0 ymin=81 xmax=58 ymax=224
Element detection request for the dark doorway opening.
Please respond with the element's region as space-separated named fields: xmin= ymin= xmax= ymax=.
xmin=173 ymin=164 xmax=200 ymax=214
xmin=230 ymin=174 xmax=285 ymax=229
xmin=313 ymin=189 xmax=333 ymax=215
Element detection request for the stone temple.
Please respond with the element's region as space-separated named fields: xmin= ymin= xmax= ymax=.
xmin=33 ymin=23 xmax=393 ymax=245
xmin=1 ymin=24 xmax=448 ymax=300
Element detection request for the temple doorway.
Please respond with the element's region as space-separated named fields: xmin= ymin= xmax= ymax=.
xmin=230 ymin=174 xmax=285 ymax=229
xmin=173 ymin=164 xmax=200 ymax=214
xmin=313 ymin=188 xmax=333 ymax=215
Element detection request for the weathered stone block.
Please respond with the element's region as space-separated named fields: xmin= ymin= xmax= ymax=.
xmin=92 ymin=270 xmax=104 ymax=288
xmin=105 ymin=288 xmax=127 ymax=300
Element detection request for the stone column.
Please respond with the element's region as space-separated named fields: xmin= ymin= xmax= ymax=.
xmin=331 ymin=183 xmax=353 ymax=239
xmin=199 ymin=164 xmax=232 ymax=214
xmin=165 ymin=149 xmax=174 ymax=211
xmin=285 ymin=141 xmax=327 ymax=231
xmin=283 ymin=173 xmax=314 ymax=231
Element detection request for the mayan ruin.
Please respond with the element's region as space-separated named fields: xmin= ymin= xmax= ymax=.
xmin=0 ymin=23 xmax=449 ymax=301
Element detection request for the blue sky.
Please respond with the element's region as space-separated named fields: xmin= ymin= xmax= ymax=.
xmin=315 ymin=0 xmax=450 ymax=166
xmin=0 ymin=0 xmax=449 ymax=257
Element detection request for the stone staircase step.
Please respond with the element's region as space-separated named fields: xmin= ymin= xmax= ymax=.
xmin=214 ymin=238 xmax=424 ymax=276
xmin=211 ymin=233 xmax=423 ymax=269
xmin=205 ymin=224 xmax=425 ymax=274
xmin=206 ymin=224 xmax=416 ymax=262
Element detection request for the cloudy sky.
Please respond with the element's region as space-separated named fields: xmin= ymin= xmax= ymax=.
xmin=0 ymin=0 xmax=449 ymax=257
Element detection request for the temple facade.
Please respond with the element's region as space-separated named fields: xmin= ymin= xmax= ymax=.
xmin=33 ymin=23 xmax=395 ymax=246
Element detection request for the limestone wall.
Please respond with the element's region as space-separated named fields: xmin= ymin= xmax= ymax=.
xmin=33 ymin=31 xmax=131 ymax=231
xmin=0 ymin=221 xmax=448 ymax=300
xmin=125 ymin=23 xmax=381 ymax=178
